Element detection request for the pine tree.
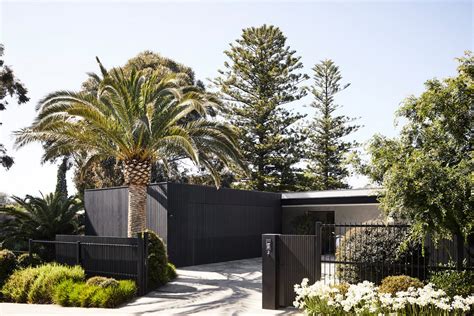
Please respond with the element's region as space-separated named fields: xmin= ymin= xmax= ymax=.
xmin=304 ymin=59 xmax=360 ymax=190
xmin=55 ymin=156 xmax=70 ymax=199
xmin=214 ymin=25 xmax=308 ymax=192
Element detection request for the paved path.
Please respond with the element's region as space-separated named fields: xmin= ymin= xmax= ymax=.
xmin=1 ymin=258 xmax=300 ymax=316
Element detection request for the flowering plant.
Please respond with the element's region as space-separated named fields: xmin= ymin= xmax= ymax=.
xmin=294 ymin=279 xmax=474 ymax=315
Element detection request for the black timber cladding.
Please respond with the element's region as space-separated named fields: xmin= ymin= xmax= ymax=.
xmin=166 ymin=183 xmax=281 ymax=267
xmin=84 ymin=182 xmax=281 ymax=267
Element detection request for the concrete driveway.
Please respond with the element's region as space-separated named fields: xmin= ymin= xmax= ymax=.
xmin=120 ymin=258 xmax=299 ymax=315
xmin=1 ymin=258 xmax=300 ymax=316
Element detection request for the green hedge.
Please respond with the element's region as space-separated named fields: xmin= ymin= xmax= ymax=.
xmin=53 ymin=279 xmax=136 ymax=308
xmin=142 ymin=230 xmax=177 ymax=290
xmin=1 ymin=263 xmax=85 ymax=303
xmin=0 ymin=250 xmax=16 ymax=287
xmin=429 ymin=269 xmax=474 ymax=297
xmin=336 ymin=224 xmax=426 ymax=284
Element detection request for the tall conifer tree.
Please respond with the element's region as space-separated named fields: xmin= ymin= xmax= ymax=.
xmin=214 ymin=25 xmax=308 ymax=192
xmin=304 ymin=59 xmax=360 ymax=190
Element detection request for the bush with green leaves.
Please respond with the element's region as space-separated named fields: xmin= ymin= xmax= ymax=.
xmin=86 ymin=276 xmax=119 ymax=288
xmin=1 ymin=263 xmax=85 ymax=303
xmin=378 ymin=275 xmax=423 ymax=295
xmin=53 ymin=278 xmax=136 ymax=308
xmin=336 ymin=224 xmax=427 ymax=284
xmin=142 ymin=230 xmax=173 ymax=290
xmin=16 ymin=253 xmax=42 ymax=269
xmin=167 ymin=262 xmax=177 ymax=280
xmin=429 ymin=269 xmax=474 ymax=297
xmin=0 ymin=249 xmax=16 ymax=286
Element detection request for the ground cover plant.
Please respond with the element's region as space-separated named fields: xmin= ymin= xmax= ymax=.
xmin=1 ymin=263 xmax=137 ymax=308
xmin=294 ymin=276 xmax=474 ymax=315
xmin=1 ymin=263 xmax=85 ymax=303
xmin=53 ymin=278 xmax=136 ymax=308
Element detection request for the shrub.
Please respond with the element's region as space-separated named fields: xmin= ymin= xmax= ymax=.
xmin=86 ymin=276 xmax=119 ymax=288
xmin=53 ymin=279 xmax=137 ymax=308
xmin=1 ymin=263 xmax=85 ymax=303
xmin=429 ymin=269 xmax=474 ymax=297
xmin=378 ymin=275 xmax=423 ymax=295
xmin=142 ymin=230 xmax=169 ymax=289
xmin=167 ymin=262 xmax=177 ymax=280
xmin=0 ymin=249 xmax=16 ymax=286
xmin=16 ymin=253 xmax=42 ymax=269
xmin=335 ymin=223 xmax=426 ymax=284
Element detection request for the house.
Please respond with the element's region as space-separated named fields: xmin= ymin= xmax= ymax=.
xmin=84 ymin=183 xmax=383 ymax=267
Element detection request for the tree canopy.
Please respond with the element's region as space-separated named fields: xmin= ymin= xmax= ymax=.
xmin=214 ymin=24 xmax=308 ymax=191
xmin=303 ymin=59 xmax=360 ymax=190
xmin=363 ymin=51 xmax=474 ymax=243
xmin=0 ymin=44 xmax=29 ymax=170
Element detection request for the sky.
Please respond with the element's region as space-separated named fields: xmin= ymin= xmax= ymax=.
xmin=0 ymin=0 xmax=472 ymax=197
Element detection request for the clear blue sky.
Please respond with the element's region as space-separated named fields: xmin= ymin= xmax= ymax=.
xmin=0 ymin=0 xmax=472 ymax=196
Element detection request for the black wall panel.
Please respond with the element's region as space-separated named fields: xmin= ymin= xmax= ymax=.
xmin=84 ymin=182 xmax=282 ymax=267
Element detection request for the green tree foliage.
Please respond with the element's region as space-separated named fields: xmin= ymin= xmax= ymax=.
xmin=15 ymin=58 xmax=244 ymax=236
xmin=304 ymin=60 xmax=360 ymax=190
xmin=0 ymin=44 xmax=29 ymax=169
xmin=214 ymin=24 xmax=308 ymax=192
xmin=0 ymin=193 xmax=83 ymax=249
xmin=55 ymin=157 xmax=71 ymax=200
xmin=363 ymin=52 xmax=474 ymax=243
xmin=74 ymin=51 xmax=221 ymax=193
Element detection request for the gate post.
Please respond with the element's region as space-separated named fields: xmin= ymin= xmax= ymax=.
xmin=315 ymin=222 xmax=322 ymax=281
xmin=262 ymin=234 xmax=279 ymax=310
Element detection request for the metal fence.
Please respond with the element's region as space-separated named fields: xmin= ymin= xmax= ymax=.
xmin=262 ymin=222 xmax=474 ymax=309
xmin=29 ymin=233 xmax=149 ymax=295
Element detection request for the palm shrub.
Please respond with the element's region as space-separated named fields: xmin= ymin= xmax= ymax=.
xmin=0 ymin=193 xmax=83 ymax=255
xmin=15 ymin=58 xmax=244 ymax=237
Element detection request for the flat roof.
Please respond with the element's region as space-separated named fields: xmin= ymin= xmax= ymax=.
xmin=280 ymin=188 xmax=381 ymax=206
xmin=282 ymin=188 xmax=381 ymax=200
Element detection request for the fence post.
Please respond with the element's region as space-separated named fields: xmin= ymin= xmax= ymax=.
xmin=315 ymin=222 xmax=322 ymax=281
xmin=137 ymin=233 xmax=146 ymax=296
xmin=262 ymin=234 xmax=279 ymax=310
xmin=75 ymin=241 xmax=81 ymax=265
xmin=28 ymin=239 xmax=32 ymax=260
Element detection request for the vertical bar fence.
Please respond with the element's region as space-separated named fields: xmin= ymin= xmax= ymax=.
xmin=263 ymin=222 xmax=473 ymax=309
xmin=28 ymin=233 xmax=149 ymax=295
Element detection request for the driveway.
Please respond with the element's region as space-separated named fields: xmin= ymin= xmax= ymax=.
xmin=0 ymin=258 xmax=300 ymax=316
xmin=120 ymin=257 xmax=299 ymax=315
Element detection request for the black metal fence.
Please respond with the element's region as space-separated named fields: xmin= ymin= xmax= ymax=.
xmin=29 ymin=233 xmax=149 ymax=295
xmin=262 ymin=222 xmax=474 ymax=309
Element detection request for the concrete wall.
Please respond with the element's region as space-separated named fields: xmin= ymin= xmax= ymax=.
xmin=282 ymin=204 xmax=383 ymax=233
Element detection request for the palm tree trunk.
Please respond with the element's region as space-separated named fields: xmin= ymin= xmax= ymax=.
xmin=124 ymin=159 xmax=151 ymax=237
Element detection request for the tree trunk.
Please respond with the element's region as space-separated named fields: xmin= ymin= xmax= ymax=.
xmin=128 ymin=184 xmax=148 ymax=237
xmin=123 ymin=159 xmax=151 ymax=237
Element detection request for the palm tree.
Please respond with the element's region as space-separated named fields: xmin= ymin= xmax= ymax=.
xmin=15 ymin=58 xmax=244 ymax=237
xmin=0 ymin=193 xmax=83 ymax=249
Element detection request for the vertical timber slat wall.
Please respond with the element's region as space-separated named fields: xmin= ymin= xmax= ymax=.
xmin=84 ymin=182 xmax=281 ymax=267
xmin=166 ymin=182 xmax=281 ymax=267
xmin=85 ymin=187 xmax=128 ymax=236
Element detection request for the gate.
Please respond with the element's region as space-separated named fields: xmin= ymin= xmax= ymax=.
xmin=262 ymin=223 xmax=323 ymax=309
xmin=262 ymin=222 xmax=473 ymax=310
